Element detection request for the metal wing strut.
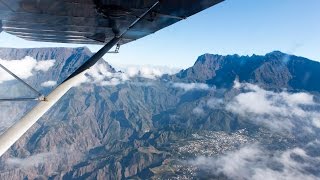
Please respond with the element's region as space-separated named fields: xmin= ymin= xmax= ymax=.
xmin=0 ymin=1 xmax=159 ymax=156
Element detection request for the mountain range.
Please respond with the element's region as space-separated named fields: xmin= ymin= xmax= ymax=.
xmin=0 ymin=47 xmax=319 ymax=179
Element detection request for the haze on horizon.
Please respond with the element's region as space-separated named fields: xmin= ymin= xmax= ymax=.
xmin=0 ymin=0 xmax=318 ymax=68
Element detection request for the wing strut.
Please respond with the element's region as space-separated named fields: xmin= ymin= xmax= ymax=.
xmin=0 ymin=1 xmax=160 ymax=157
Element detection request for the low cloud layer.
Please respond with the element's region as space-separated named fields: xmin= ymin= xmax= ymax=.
xmin=77 ymin=63 xmax=181 ymax=87
xmin=192 ymin=106 xmax=205 ymax=115
xmin=6 ymin=152 xmax=53 ymax=169
xmin=114 ymin=64 xmax=180 ymax=79
xmin=226 ymin=81 xmax=320 ymax=133
xmin=41 ymin=80 xmax=57 ymax=87
xmin=5 ymin=149 xmax=85 ymax=171
xmin=172 ymin=82 xmax=210 ymax=91
xmin=76 ymin=63 xmax=129 ymax=87
xmin=0 ymin=56 xmax=55 ymax=83
xmin=207 ymin=98 xmax=224 ymax=109
xmin=189 ymin=144 xmax=320 ymax=180
xmin=187 ymin=81 xmax=320 ymax=179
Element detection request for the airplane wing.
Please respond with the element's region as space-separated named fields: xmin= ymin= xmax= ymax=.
xmin=0 ymin=0 xmax=224 ymax=157
xmin=0 ymin=0 xmax=223 ymax=45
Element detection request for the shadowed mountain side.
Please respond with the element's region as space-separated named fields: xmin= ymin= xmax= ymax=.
xmin=171 ymin=51 xmax=320 ymax=92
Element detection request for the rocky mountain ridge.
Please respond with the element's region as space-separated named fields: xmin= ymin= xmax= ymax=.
xmin=0 ymin=47 xmax=319 ymax=179
xmin=172 ymin=51 xmax=320 ymax=92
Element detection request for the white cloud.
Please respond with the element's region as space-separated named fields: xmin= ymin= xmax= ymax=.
xmin=5 ymin=149 xmax=86 ymax=171
xmin=207 ymin=98 xmax=224 ymax=109
xmin=41 ymin=80 xmax=57 ymax=87
xmin=86 ymin=63 xmax=115 ymax=83
xmin=100 ymin=78 xmax=121 ymax=86
xmin=0 ymin=56 xmax=55 ymax=83
xmin=233 ymin=78 xmax=241 ymax=89
xmin=34 ymin=60 xmax=55 ymax=72
xmin=125 ymin=81 xmax=155 ymax=87
xmin=172 ymin=82 xmax=210 ymax=91
xmin=74 ymin=63 xmax=127 ymax=87
xmin=190 ymin=145 xmax=261 ymax=179
xmin=226 ymin=82 xmax=320 ymax=132
xmin=76 ymin=63 xmax=180 ymax=87
xmin=312 ymin=117 xmax=320 ymax=128
xmin=114 ymin=64 xmax=180 ymax=79
xmin=193 ymin=106 xmax=205 ymax=115
xmin=6 ymin=152 xmax=53 ymax=169
xmin=189 ymin=144 xmax=319 ymax=180
xmin=228 ymin=88 xmax=276 ymax=115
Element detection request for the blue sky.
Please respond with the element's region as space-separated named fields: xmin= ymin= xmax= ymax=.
xmin=0 ymin=0 xmax=319 ymax=68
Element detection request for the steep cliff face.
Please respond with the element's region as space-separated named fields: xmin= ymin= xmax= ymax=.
xmin=0 ymin=48 xmax=319 ymax=179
